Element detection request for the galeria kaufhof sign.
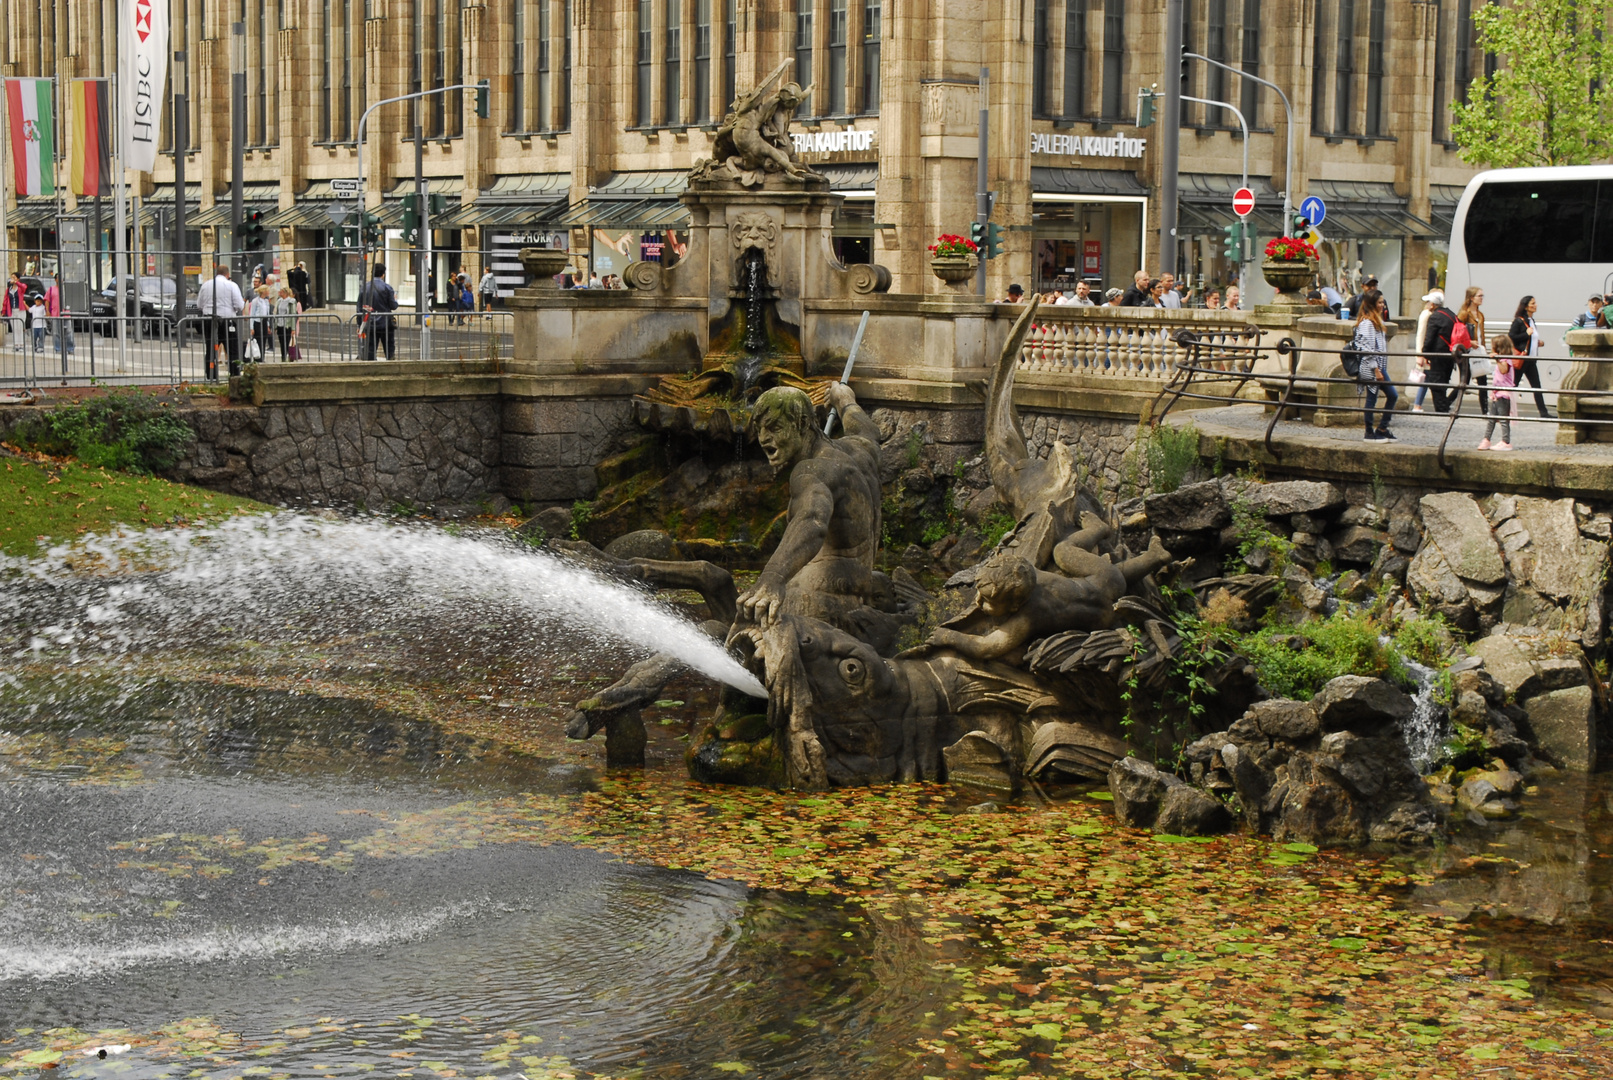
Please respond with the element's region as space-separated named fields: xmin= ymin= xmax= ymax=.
xmin=1030 ymin=131 xmax=1147 ymax=160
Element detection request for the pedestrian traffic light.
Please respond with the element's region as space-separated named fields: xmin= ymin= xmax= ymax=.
xmin=1222 ymin=221 xmax=1244 ymax=262
xmin=969 ymin=221 xmax=985 ymax=249
xmin=428 ymin=193 xmax=447 ymax=217
xmin=1136 ymin=86 xmax=1157 ymax=129
xmin=984 ymin=223 xmax=1005 ymax=260
xmin=361 ymin=211 xmax=383 ymax=247
xmin=401 ymin=194 xmax=420 ymax=245
xmin=474 ymin=79 xmax=490 ymax=119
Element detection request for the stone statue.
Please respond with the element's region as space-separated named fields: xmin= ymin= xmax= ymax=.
xmin=691 ymin=60 xmax=826 ymax=187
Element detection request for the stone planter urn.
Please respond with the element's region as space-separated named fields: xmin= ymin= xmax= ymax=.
xmin=519 ymin=246 xmax=572 ymax=290
xmin=1261 ymin=256 xmax=1317 ymax=307
xmin=930 ymin=255 xmax=978 ymax=285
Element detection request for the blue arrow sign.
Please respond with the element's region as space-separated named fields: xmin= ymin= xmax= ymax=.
xmin=1300 ymin=195 xmax=1327 ymax=227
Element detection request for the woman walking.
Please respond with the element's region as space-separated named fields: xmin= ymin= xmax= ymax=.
xmin=1478 ymin=335 xmax=1523 ymax=451
xmin=1410 ymin=291 xmax=1440 ymax=412
xmin=247 ymin=284 xmax=274 ymax=361
xmin=1354 ymin=288 xmax=1397 ymax=441
xmin=1456 ymin=286 xmax=1490 ymax=414
xmin=1507 ymin=296 xmax=1553 ymax=418
xmin=274 ymin=285 xmax=301 ymax=361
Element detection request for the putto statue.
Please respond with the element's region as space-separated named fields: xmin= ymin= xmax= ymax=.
xmin=691 ymin=60 xmax=827 ymax=187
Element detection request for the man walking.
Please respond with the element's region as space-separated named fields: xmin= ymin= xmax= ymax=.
xmin=1420 ymin=289 xmax=1462 ymax=414
xmin=1120 ymin=269 xmax=1152 ymax=307
xmin=288 ymin=261 xmax=312 ymax=311
xmin=359 ymin=263 xmax=398 ymax=361
xmin=197 ymin=264 xmax=245 ymax=381
xmin=1159 ymin=272 xmax=1183 ymax=309
xmin=478 ymin=266 xmax=497 ymax=312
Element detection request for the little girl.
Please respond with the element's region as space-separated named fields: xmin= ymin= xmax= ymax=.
xmin=28 ymin=295 xmax=46 ymax=354
xmin=1478 ymin=334 xmax=1522 ymax=451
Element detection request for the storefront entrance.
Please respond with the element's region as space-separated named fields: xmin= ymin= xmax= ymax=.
xmin=1031 ymin=198 xmax=1143 ymax=296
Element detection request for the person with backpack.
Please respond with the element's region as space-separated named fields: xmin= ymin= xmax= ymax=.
xmin=1421 ymin=292 xmax=1466 ymax=414
xmin=1455 ymin=286 xmax=1490 ymax=415
xmin=1478 ymin=334 xmax=1523 ymax=451
xmin=1507 ymin=296 xmax=1553 ymax=418
xmin=1350 ymin=288 xmax=1397 ymax=441
xmin=359 ymin=263 xmax=398 ymax=361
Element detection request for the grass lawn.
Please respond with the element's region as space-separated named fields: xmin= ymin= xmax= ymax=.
xmin=0 ymin=450 xmax=271 ymax=556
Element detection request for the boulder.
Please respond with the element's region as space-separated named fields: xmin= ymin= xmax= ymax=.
xmin=1247 ymin=699 xmax=1320 ymax=742
xmin=1339 ymin=505 xmax=1386 ymax=529
xmin=605 ymin=528 xmax=679 ymax=561
xmin=1467 ymin=634 xmax=1540 ymax=700
xmin=1510 ymin=497 xmax=1586 ymax=600
xmin=1155 ymin=784 xmax=1233 ymax=836
xmin=1240 ymin=481 xmax=1345 ymax=518
xmin=1219 ymin=742 xmax=1272 ymax=830
xmin=1144 ymin=479 xmax=1230 ymax=533
xmin=1108 ymin=756 xmax=1180 ymax=828
xmin=1521 ymin=685 xmax=1597 ymax=771
xmin=518 ymin=505 xmax=576 ymax=540
xmin=1418 ymin=492 xmax=1507 ymax=585
xmin=1329 ymin=525 xmax=1386 ymax=565
xmin=1291 ymin=512 xmax=1328 ymax=534
xmin=1311 ymin=675 xmax=1415 ymax=732
xmin=1368 ymin=802 xmax=1444 ymax=843
xmin=1388 ymin=515 xmax=1422 ymax=554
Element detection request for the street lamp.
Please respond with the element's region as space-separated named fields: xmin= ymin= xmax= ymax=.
xmin=231 ymin=21 xmax=246 ymax=273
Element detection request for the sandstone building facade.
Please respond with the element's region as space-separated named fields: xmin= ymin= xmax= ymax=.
xmin=5 ymin=1 xmax=1484 ymax=314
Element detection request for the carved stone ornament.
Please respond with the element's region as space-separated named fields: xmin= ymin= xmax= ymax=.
xmin=622 ymin=260 xmax=664 ymax=291
xmin=690 ymin=59 xmax=828 ymax=188
xmin=731 ymin=212 xmax=782 ymax=287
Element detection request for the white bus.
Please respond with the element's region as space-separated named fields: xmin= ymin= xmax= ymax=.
xmin=1445 ymin=165 xmax=1613 ymax=390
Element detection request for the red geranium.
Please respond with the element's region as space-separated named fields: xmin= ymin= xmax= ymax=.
xmin=929 ymin=234 xmax=979 ymax=257
xmin=1265 ymin=236 xmax=1319 ymax=261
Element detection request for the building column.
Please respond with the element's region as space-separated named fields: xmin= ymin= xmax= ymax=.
xmin=874 ymin=0 xmax=927 ymax=293
xmin=1393 ymin=0 xmax=1438 ymax=315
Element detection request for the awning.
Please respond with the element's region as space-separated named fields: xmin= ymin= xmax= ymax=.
xmin=1298 ymin=179 xmax=1439 ymax=239
xmin=557 ymin=170 xmax=691 ymax=229
xmin=187 ymin=183 xmax=280 ymax=228
xmin=10 ymin=199 xmax=60 ymax=228
xmin=821 ymin=163 xmax=877 ymax=192
xmin=1428 ymin=184 xmax=1465 ymax=238
xmin=144 ymin=182 xmax=204 ymax=204
xmin=260 ymin=180 xmax=363 ymax=227
xmin=1176 ymin=174 xmax=1285 ymax=236
xmin=437 ymin=172 xmax=569 ymax=228
xmin=1031 ymin=165 xmax=1149 ymax=198
xmin=378 ymin=176 xmax=463 ymax=226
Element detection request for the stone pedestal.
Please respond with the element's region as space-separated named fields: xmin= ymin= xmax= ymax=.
xmin=1559 ymin=329 xmax=1613 ymax=444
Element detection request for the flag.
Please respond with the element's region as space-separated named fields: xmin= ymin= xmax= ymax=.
xmin=4 ymin=79 xmax=55 ymax=197
xmin=69 ymin=78 xmax=111 ymax=198
xmin=119 ymin=0 xmax=168 ymax=173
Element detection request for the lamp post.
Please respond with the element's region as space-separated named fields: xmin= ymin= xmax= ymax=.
xmin=173 ymin=49 xmax=188 ymax=321
xmin=231 ymin=21 xmax=245 ymax=273
xmin=1183 ymin=51 xmax=1297 ymax=239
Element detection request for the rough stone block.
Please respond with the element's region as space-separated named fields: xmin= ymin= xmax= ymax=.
xmin=1154 ymin=785 xmax=1233 ymax=836
xmin=1467 ymin=634 xmax=1540 ymax=701
xmin=1419 ymin=491 xmax=1506 ymax=584
xmin=1108 ymin=756 xmax=1179 ymax=829
xmin=1144 ymin=479 xmax=1230 ymax=533
xmin=1248 ymin=699 xmax=1320 ymax=742
xmin=1311 ymin=676 xmax=1415 ymax=732
xmin=1522 ymin=685 xmax=1597 ymax=771
xmin=501 ymin=432 xmax=562 ymax=469
xmin=1240 ymin=480 xmax=1345 ymax=517
xmin=1511 ymin=497 xmax=1586 ymax=600
xmin=1328 ymin=525 xmax=1385 ymax=565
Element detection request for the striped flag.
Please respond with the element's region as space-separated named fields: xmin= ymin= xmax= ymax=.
xmin=69 ymin=78 xmax=111 ymax=198
xmin=4 ymin=78 xmax=56 ymax=197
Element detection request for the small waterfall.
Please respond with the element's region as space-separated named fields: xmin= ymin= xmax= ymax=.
xmin=742 ymin=247 xmax=766 ymax=357
xmin=1401 ymin=658 xmax=1447 ymax=773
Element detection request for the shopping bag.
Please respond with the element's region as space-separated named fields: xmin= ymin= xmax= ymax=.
xmin=245 ymin=337 xmax=262 ymax=361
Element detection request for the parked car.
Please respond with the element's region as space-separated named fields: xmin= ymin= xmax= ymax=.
xmin=91 ymin=276 xmax=199 ymax=335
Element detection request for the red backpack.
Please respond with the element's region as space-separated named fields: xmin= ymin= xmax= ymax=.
xmin=1450 ymin=319 xmax=1474 ymax=352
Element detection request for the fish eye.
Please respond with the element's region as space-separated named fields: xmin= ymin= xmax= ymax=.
xmin=838 ymin=657 xmax=866 ymax=686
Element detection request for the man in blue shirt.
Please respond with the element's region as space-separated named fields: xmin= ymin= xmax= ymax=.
xmin=359 ymin=264 xmax=398 ymax=361
xmin=1569 ymin=293 xmax=1605 ymax=331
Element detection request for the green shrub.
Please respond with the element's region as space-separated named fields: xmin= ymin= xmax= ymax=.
xmin=10 ymin=390 xmax=195 ymax=475
xmin=569 ymin=499 xmax=594 ymax=540
xmin=979 ymin=508 xmax=1018 ymax=550
xmin=1228 ymin=614 xmax=1408 ymax=699
xmin=1393 ymin=614 xmax=1456 ymax=668
xmin=1143 ymin=421 xmax=1201 ymax=495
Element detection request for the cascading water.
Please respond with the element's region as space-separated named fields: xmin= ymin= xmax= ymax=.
xmin=740 ymin=246 xmax=767 ymax=365
xmin=1401 ymin=658 xmax=1447 ymax=773
xmin=0 ymin=513 xmax=766 ymax=699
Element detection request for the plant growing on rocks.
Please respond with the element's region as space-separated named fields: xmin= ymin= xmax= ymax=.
xmin=10 ymin=390 xmax=195 ymax=475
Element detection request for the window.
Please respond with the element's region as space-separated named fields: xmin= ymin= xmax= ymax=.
xmin=1033 ymin=0 xmax=1051 ymax=117
xmin=665 ymin=0 xmax=681 ymax=126
xmin=1335 ymin=0 xmax=1354 ymax=134
xmin=1240 ymin=0 xmax=1260 ymax=126
xmin=694 ymin=0 xmax=712 ymax=123
xmin=1454 ymin=0 xmax=1473 ymax=108
xmin=1463 ymin=181 xmax=1605 ymax=263
xmin=1365 ymin=0 xmax=1385 ymax=136
xmin=537 ymin=0 xmax=551 ymax=130
xmin=724 ymin=0 xmax=738 ymax=111
xmin=861 ymin=1 xmax=881 ymax=114
xmin=1432 ymin=0 xmax=1448 ymax=139
xmin=321 ymin=0 xmax=332 ymax=141
xmin=1311 ymin=0 xmax=1328 ymax=133
xmin=795 ymin=0 xmax=814 ymax=117
xmin=1063 ymin=0 xmax=1086 ymax=118
xmin=509 ymin=0 xmax=525 ymax=132
xmin=637 ymin=0 xmax=653 ymax=125
xmin=827 ymin=0 xmax=847 ymax=115
xmin=1101 ymin=0 xmax=1123 ymax=120
xmin=562 ymin=0 xmax=572 ymax=129
xmin=432 ymin=0 xmax=462 ymax=138
xmin=340 ymin=0 xmax=353 ymax=138
xmin=1207 ymin=0 xmax=1227 ymax=125
xmin=254 ymin=0 xmax=268 ymax=145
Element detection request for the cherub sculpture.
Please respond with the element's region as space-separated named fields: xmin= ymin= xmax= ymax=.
xmin=691 ymin=60 xmax=826 ymax=187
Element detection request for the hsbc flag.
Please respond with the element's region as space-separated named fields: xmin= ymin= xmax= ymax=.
xmin=118 ymin=0 xmax=168 ymax=173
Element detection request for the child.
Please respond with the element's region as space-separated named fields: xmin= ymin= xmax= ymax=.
xmin=1479 ymin=334 xmax=1521 ymax=451
xmin=28 ymin=294 xmax=46 ymax=354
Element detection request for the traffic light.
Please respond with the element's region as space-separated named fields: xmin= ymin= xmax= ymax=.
xmin=1136 ymin=86 xmax=1157 ymax=129
xmin=474 ymin=79 xmax=490 ymax=119
xmin=401 ymin=194 xmax=420 ymax=245
xmin=361 ymin=211 xmax=383 ymax=247
xmin=428 ymin=193 xmax=447 ymax=217
xmin=340 ymin=226 xmax=359 ymax=249
xmin=984 ymin=222 xmax=1005 ymax=260
xmin=1180 ymin=47 xmax=1190 ymax=84
xmin=238 ymin=210 xmax=265 ymax=250
xmin=1222 ymin=221 xmax=1244 ymax=262
xmin=969 ymin=221 xmax=985 ymax=249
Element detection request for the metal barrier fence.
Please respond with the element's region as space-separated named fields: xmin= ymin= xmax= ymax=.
xmin=0 ymin=313 xmax=182 ymax=386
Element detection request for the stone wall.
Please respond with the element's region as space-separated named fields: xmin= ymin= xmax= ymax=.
xmin=501 ymin=398 xmax=638 ymax=506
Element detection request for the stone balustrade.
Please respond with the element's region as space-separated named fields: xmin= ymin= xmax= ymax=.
xmin=1018 ymin=306 xmax=1262 ymax=380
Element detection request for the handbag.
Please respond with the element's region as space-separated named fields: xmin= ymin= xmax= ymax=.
xmin=244 ymin=336 xmax=262 ymax=361
xmin=287 ymin=343 xmax=301 ymax=361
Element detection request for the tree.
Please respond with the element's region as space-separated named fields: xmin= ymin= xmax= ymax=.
xmin=1451 ymin=0 xmax=1613 ymax=167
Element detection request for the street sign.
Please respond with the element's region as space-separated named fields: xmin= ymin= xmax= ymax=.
xmin=331 ymin=177 xmax=361 ymax=197
xmin=1300 ymin=195 xmax=1327 ymax=226
xmin=1232 ymin=187 xmax=1255 ymax=218
xmin=325 ymin=203 xmax=353 ymax=224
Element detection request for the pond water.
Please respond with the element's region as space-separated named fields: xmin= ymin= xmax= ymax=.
xmin=0 ymin=681 xmax=954 ymax=1079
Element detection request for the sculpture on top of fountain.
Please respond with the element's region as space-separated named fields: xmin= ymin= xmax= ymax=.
xmin=691 ymin=60 xmax=827 ymax=188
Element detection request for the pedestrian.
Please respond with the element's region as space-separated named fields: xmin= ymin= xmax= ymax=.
xmin=1478 ymin=334 xmax=1522 ymax=451
xmin=1204 ymin=289 xmax=1222 ymax=310
xmin=359 ymin=263 xmax=398 ymax=361
xmin=459 ymin=275 xmax=474 ymax=321
xmin=45 ymin=272 xmax=76 ymax=360
xmin=1421 ymin=290 xmax=1462 ymax=414
xmin=288 ymin=260 xmax=312 ymax=311
xmin=1568 ymin=293 xmax=1604 ymax=333
xmin=2 ymin=272 xmax=27 ymax=351
xmin=1119 ymin=269 xmax=1151 ymax=307
xmin=274 ymin=285 xmax=301 ymax=361
xmin=197 ymin=264 xmax=245 ymax=379
xmin=1319 ymin=281 xmax=1345 ymax=314
xmin=1104 ymin=287 xmax=1125 ymax=307
xmin=1410 ymin=290 xmax=1441 ymax=412
xmin=588 ymin=271 xmax=603 ymax=289
xmin=247 ymin=284 xmax=274 ymax=362
xmin=1455 ymin=286 xmax=1490 ymax=415
xmin=1159 ymin=272 xmax=1183 ymax=309
xmin=1353 ymin=287 xmax=1397 ymax=441
xmin=999 ymin=283 xmax=1025 ymax=304
xmin=1072 ymin=280 xmax=1096 ymax=306
xmin=1346 ymin=276 xmax=1379 ymax=319
xmin=1225 ymin=285 xmax=1241 ymax=311
xmin=479 ymin=266 xmax=497 ymax=311
xmin=28 ymin=294 xmax=46 ymax=354
xmin=1147 ymin=278 xmax=1167 ymax=307
xmin=1506 ymin=295 xmax=1552 ymax=418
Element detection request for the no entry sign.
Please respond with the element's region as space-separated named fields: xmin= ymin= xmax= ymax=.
xmin=1233 ymin=187 xmax=1255 ymax=217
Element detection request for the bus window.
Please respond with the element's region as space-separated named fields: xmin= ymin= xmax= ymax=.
xmin=1463 ymin=179 xmax=1600 ymax=263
